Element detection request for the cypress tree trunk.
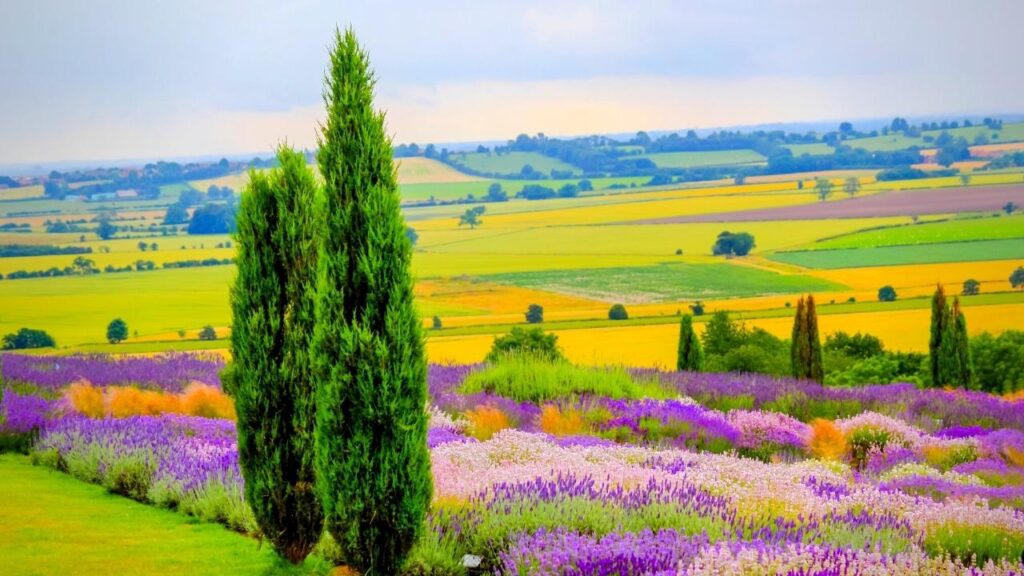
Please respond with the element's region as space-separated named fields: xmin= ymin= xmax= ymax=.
xmin=676 ymin=314 xmax=703 ymax=371
xmin=790 ymin=296 xmax=807 ymax=378
xmin=231 ymin=147 xmax=323 ymax=563
xmin=806 ymin=295 xmax=824 ymax=383
xmin=312 ymin=29 xmax=431 ymax=575
xmin=929 ymin=284 xmax=947 ymax=386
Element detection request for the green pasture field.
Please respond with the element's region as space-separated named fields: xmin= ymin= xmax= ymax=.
xmin=783 ymin=143 xmax=835 ymax=156
xmin=841 ymin=133 xmax=925 ymax=152
xmin=923 ymin=122 xmax=1024 ymax=144
xmin=770 ymin=238 xmax=1024 ymax=269
xmin=447 ymin=151 xmax=582 ymax=176
xmin=810 ymin=214 xmax=1024 ymax=250
xmin=636 ymin=149 xmax=765 ymax=168
xmin=0 ymin=455 xmax=327 ymax=576
xmin=484 ymin=262 xmax=844 ymax=303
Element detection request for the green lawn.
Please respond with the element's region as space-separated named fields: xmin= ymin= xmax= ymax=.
xmin=842 ymin=122 xmax=1024 ymax=152
xmin=485 ymin=262 xmax=843 ymax=302
xmin=447 ymin=151 xmax=582 ymax=176
xmin=0 ymin=454 xmax=326 ymax=576
xmin=636 ymin=149 xmax=765 ymax=169
xmin=770 ymin=238 xmax=1024 ymax=269
xmin=810 ymin=215 xmax=1024 ymax=250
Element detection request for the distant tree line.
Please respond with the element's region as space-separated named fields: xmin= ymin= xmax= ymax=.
xmin=0 ymin=244 xmax=92 ymax=258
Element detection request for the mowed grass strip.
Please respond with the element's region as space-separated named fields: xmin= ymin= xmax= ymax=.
xmin=770 ymin=238 xmax=1024 ymax=269
xmin=485 ymin=262 xmax=844 ymax=303
xmin=809 ymin=215 xmax=1024 ymax=250
xmin=636 ymin=149 xmax=766 ymax=168
xmin=0 ymin=455 xmax=326 ymax=576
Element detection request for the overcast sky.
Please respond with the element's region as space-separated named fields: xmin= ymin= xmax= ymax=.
xmin=1 ymin=0 xmax=1022 ymax=165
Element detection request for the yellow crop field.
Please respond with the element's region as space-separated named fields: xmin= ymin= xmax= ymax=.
xmin=426 ymin=302 xmax=1024 ymax=367
xmin=808 ymin=259 xmax=1024 ymax=295
xmin=747 ymin=170 xmax=876 ymax=185
xmin=418 ymin=217 xmax=915 ymax=258
xmin=412 ymin=251 xmax=665 ymax=278
xmin=0 ymin=185 xmax=44 ymax=200
xmin=395 ymin=157 xmax=483 ymax=184
xmin=416 ymin=278 xmax=603 ymax=315
xmin=911 ymin=161 xmax=990 ymax=172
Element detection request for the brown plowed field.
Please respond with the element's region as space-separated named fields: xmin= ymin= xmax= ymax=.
xmin=634 ymin=184 xmax=1024 ymax=224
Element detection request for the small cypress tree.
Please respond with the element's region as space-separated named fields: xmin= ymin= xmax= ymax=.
xmin=790 ymin=296 xmax=807 ymax=378
xmin=676 ymin=314 xmax=703 ymax=371
xmin=312 ymin=29 xmax=431 ymax=575
xmin=805 ymin=295 xmax=824 ymax=382
xmin=231 ymin=147 xmax=322 ymax=563
xmin=950 ymin=297 xmax=973 ymax=388
xmin=929 ymin=284 xmax=948 ymax=385
xmin=790 ymin=295 xmax=824 ymax=382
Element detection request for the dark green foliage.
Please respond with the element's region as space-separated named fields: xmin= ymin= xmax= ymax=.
xmin=198 ymin=325 xmax=218 ymax=341
xmin=106 ymin=318 xmax=128 ymax=344
xmin=188 ymin=203 xmax=236 ymax=234
xmin=458 ymin=206 xmax=485 ymax=229
xmin=824 ymin=331 xmax=884 ymax=359
xmin=961 ymin=278 xmax=980 ymax=296
xmin=431 ymin=316 xmax=443 ymax=330
xmin=931 ymin=285 xmax=973 ymax=388
xmin=711 ymin=231 xmax=755 ymax=256
xmin=929 ymin=284 xmax=947 ymax=385
xmin=2 ymin=327 xmax=56 ymax=350
xmin=163 ymin=204 xmax=189 ymax=225
xmin=689 ymin=301 xmax=705 ymax=316
xmin=1011 ymin=266 xmax=1024 ymax=289
xmin=790 ymin=295 xmax=824 ymax=382
xmin=877 ymin=285 xmax=897 ymax=302
xmin=607 ymin=303 xmax=628 ymax=320
xmin=525 ymin=303 xmax=544 ymax=324
xmin=96 ymin=216 xmax=116 ymax=240
xmin=701 ymin=310 xmax=745 ymax=357
xmin=486 ymin=326 xmax=564 ymax=363
xmin=231 ymin=147 xmax=323 ymax=563
xmin=405 ymin=227 xmax=419 ymax=246
xmin=676 ymin=314 xmax=703 ymax=371
xmin=312 ymin=29 xmax=431 ymax=576
xmin=970 ymin=331 xmax=1024 ymax=393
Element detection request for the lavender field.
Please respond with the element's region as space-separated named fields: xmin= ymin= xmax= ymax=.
xmin=2 ymin=353 xmax=1024 ymax=575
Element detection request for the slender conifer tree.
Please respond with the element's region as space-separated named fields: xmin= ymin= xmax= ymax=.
xmin=929 ymin=284 xmax=948 ymax=385
xmin=231 ymin=147 xmax=323 ymax=563
xmin=676 ymin=314 xmax=703 ymax=371
xmin=791 ymin=295 xmax=824 ymax=382
xmin=312 ymin=29 xmax=431 ymax=575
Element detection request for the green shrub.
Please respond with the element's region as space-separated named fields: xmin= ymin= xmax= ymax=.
xmin=486 ymin=326 xmax=563 ymax=363
xmin=608 ymin=304 xmax=629 ymax=320
xmin=924 ymin=522 xmax=1024 ymax=565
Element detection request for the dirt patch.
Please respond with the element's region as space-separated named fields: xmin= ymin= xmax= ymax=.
xmin=634 ymin=184 xmax=1024 ymax=224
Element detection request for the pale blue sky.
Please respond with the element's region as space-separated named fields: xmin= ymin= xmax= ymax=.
xmin=1 ymin=0 xmax=1022 ymax=165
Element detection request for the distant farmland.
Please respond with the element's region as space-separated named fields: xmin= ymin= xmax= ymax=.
xmin=637 ymin=183 xmax=1024 ymax=223
xmin=447 ymin=151 xmax=582 ymax=176
xmin=636 ymin=149 xmax=765 ymax=168
xmin=770 ymin=238 xmax=1024 ymax=269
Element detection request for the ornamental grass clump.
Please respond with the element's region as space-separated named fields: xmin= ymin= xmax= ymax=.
xmin=63 ymin=382 xmax=235 ymax=420
xmin=808 ymin=419 xmax=847 ymax=461
xmin=459 ymin=356 xmax=671 ymax=403
xmin=538 ymin=404 xmax=585 ymax=437
xmin=465 ymin=405 xmax=512 ymax=440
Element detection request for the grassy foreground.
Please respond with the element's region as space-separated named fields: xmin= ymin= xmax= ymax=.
xmin=0 ymin=455 xmax=327 ymax=576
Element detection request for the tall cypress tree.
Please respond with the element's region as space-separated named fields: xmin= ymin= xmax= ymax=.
xmin=929 ymin=284 xmax=948 ymax=386
xmin=231 ymin=147 xmax=323 ymax=563
xmin=312 ymin=29 xmax=431 ymax=575
xmin=676 ymin=314 xmax=703 ymax=371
